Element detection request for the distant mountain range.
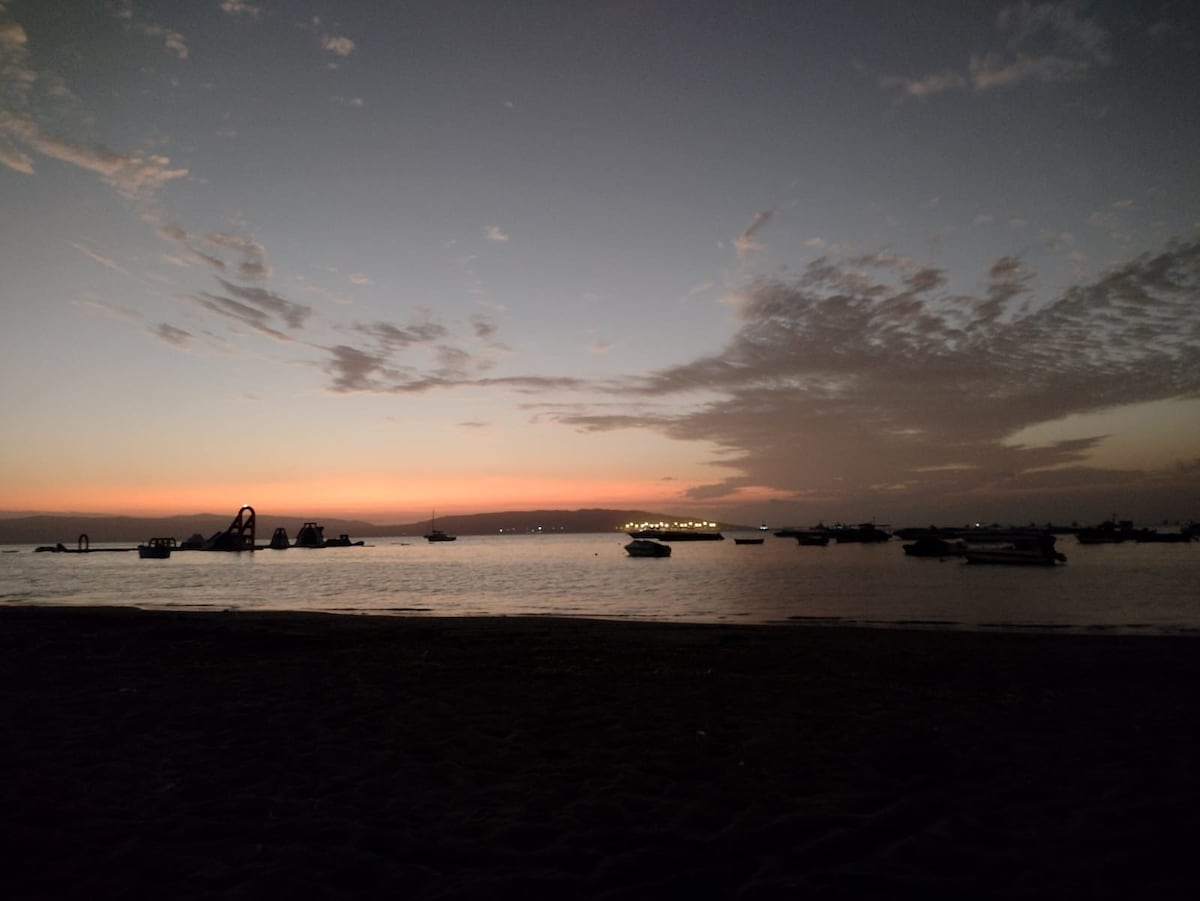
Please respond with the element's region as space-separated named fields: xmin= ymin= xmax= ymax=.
xmin=0 ymin=509 xmax=753 ymax=544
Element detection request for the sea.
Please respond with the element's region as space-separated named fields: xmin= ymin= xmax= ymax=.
xmin=2 ymin=533 xmax=1198 ymax=634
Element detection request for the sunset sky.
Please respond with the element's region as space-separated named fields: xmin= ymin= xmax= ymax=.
xmin=2 ymin=0 xmax=1198 ymax=527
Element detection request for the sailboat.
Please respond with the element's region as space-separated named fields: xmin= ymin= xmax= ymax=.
xmin=424 ymin=511 xmax=456 ymax=542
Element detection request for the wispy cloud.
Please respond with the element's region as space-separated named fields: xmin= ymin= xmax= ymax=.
xmin=69 ymin=242 xmax=130 ymax=276
xmin=111 ymin=0 xmax=189 ymax=60
xmin=883 ymin=1 xmax=1111 ymax=100
xmin=215 ymin=277 xmax=312 ymax=329
xmin=0 ymin=135 xmax=32 ymax=173
xmin=880 ymin=70 xmax=967 ymax=100
xmin=291 ymin=276 xmax=352 ymax=305
xmin=219 ymin=0 xmax=264 ymax=20
xmin=0 ymin=111 xmax=188 ymax=201
xmin=150 ymin=323 xmax=192 ymax=347
xmin=484 ymin=225 xmax=509 ymax=242
xmin=734 ymin=209 xmax=774 ymax=266
xmin=202 ymin=232 xmax=272 ymax=281
xmin=320 ymin=34 xmax=356 ymax=57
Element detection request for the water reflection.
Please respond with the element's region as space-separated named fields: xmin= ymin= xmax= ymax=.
xmin=2 ymin=534 xmax=1198 ymax=633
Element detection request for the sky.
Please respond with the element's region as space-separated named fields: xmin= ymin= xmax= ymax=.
xmin=2 ymin=0 xmax=1198 ymax=527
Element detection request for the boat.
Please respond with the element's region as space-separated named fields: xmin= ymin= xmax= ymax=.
xmin=773 ymin=528 xmax=828 ymax=544
xmin=902 ymin=536 xmax=967 ymax=558
xmin=964 ymin=535 xmax=1066 ymax=566
xmin=734 ymin=537 xmax=764 ymax=545
xmin=626 ymin=529 xmax=724 ymax=541
xmin=137 ymin=537 xmax=176 ymax=559
xmin=425 ymin=512 xmax=456 ymax=542
xmin=1134 ymin=530 xmax=1194 ymax=543
xmin=324 ymin=533 xmax=365 ymax=547
xmin=624 ymin=539 xmax=671 ymax=557
xmin=773 ymin=528 xmax=807 ymax=538
xmin=775 ymin=522 xmax=888 ymax=543
xmin=793 ymin=532 xmax=830 ymax=546
xmin=830 ymin=523 xmax=891 ymax=543
xmin=1076 ymin=520 xmax=1137 ymax=544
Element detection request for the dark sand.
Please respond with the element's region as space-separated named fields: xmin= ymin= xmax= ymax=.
xmin=2 ymin=607 xmax=1198 ymax=900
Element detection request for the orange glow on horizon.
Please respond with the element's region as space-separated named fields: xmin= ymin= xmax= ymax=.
xmin=3 ymin=473 xmax=702 ymax=521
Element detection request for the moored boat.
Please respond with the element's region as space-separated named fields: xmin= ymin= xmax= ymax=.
xmin=624 ymin=539 xmax=671 ymax=557
xmin=964 ymin=535 xmax=1066 ymax=566
xmin=903 ymin=537 xmax=967 ymax=558
xmin=425 ymin=511 xmax=456 ymax=542
xmin=324 ymin=533 xmax=365 ymax=547
xmin=1076 ymin=521 xmax=1135 ymax=544
xmin=776 ymin=522 xmax=888 ymax=543
xmin=831 ymin=523 xmax=891 ymax=543
xmin=794 ymin=533 xmax=830 ymax=546
xmin=137 ymin=537 xmax=176 ymax=559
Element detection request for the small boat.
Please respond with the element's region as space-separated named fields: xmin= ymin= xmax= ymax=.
xmin=903 ymin=537 xmax=967 ymax=558
xmin=425 ymin=511 xmax=456 ymax=542
xmin=324 ymin=533 xmax=365 ymax=547
xmin=831 ymin=523 xmax=891 ymax=543
xmin=775 ymin=522 xmax=888 ymax=543
xmin=1076 ymin=520 xmax=1138 ymax=544
xmin=137 ymin=537 xmax=176 ymax=559
xmin=794 ymin=533 xmax=830 ymax=546
xmin=624 ymin=539 xmax=671 ymax=557
xmin=1134 ymin=530 xmax=1193 ymax=543
xmin=964 ymin=535 xmax=1066 ymax=566
xmin=734 ymin=537 xmax=764 ymax=545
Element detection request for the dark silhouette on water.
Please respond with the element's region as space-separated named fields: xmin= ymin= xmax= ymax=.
xmin=623 ymin=539 xmax=671 ymax=557
xmin=964 ymin=533 xmax=1067 ymax=565
xmin=136 ymin=537 xmax=175 ymax=559
xmin=902 ymin=536 xmax=967 ymax=558
xmin=269 ymin=522 xmax=366 ymax=549
xmin=425 ymin=511 xmax=457 ymax=542
xmin=180 ymin=505 xmax=256 ymax=552
xmin=294 ymin=522 xmax=328 ymax=548
xmin=35 ymin=533 xmax=132 ymax=554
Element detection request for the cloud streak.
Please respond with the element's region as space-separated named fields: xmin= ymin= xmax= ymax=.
xmin=734 ymin=209 xmax=774 ymax=266
xmin=111 ymin=0 xmax=189 ymax=60
xmin=883 ymin=0 xmax=1111 ymax=100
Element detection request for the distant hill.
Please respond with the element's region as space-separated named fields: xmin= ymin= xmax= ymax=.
xmin=382 ymin=509 xmax=750 ymax=536
xmin=0 ymin=509 xmax=751 ymax=544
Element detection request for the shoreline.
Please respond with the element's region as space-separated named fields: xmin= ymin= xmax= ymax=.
xmin=5 ymin=599 xmax=1197 ymax=637
xmin=3 ymin=605 xmax=1198 ymax=898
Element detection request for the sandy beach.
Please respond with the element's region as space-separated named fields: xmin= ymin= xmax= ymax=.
xmin=2 ymin=607 xmax=1198 ymax=899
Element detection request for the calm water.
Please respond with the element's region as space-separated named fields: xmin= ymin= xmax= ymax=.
xmin=2 ymin=533 xmax=1198 ymax=633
